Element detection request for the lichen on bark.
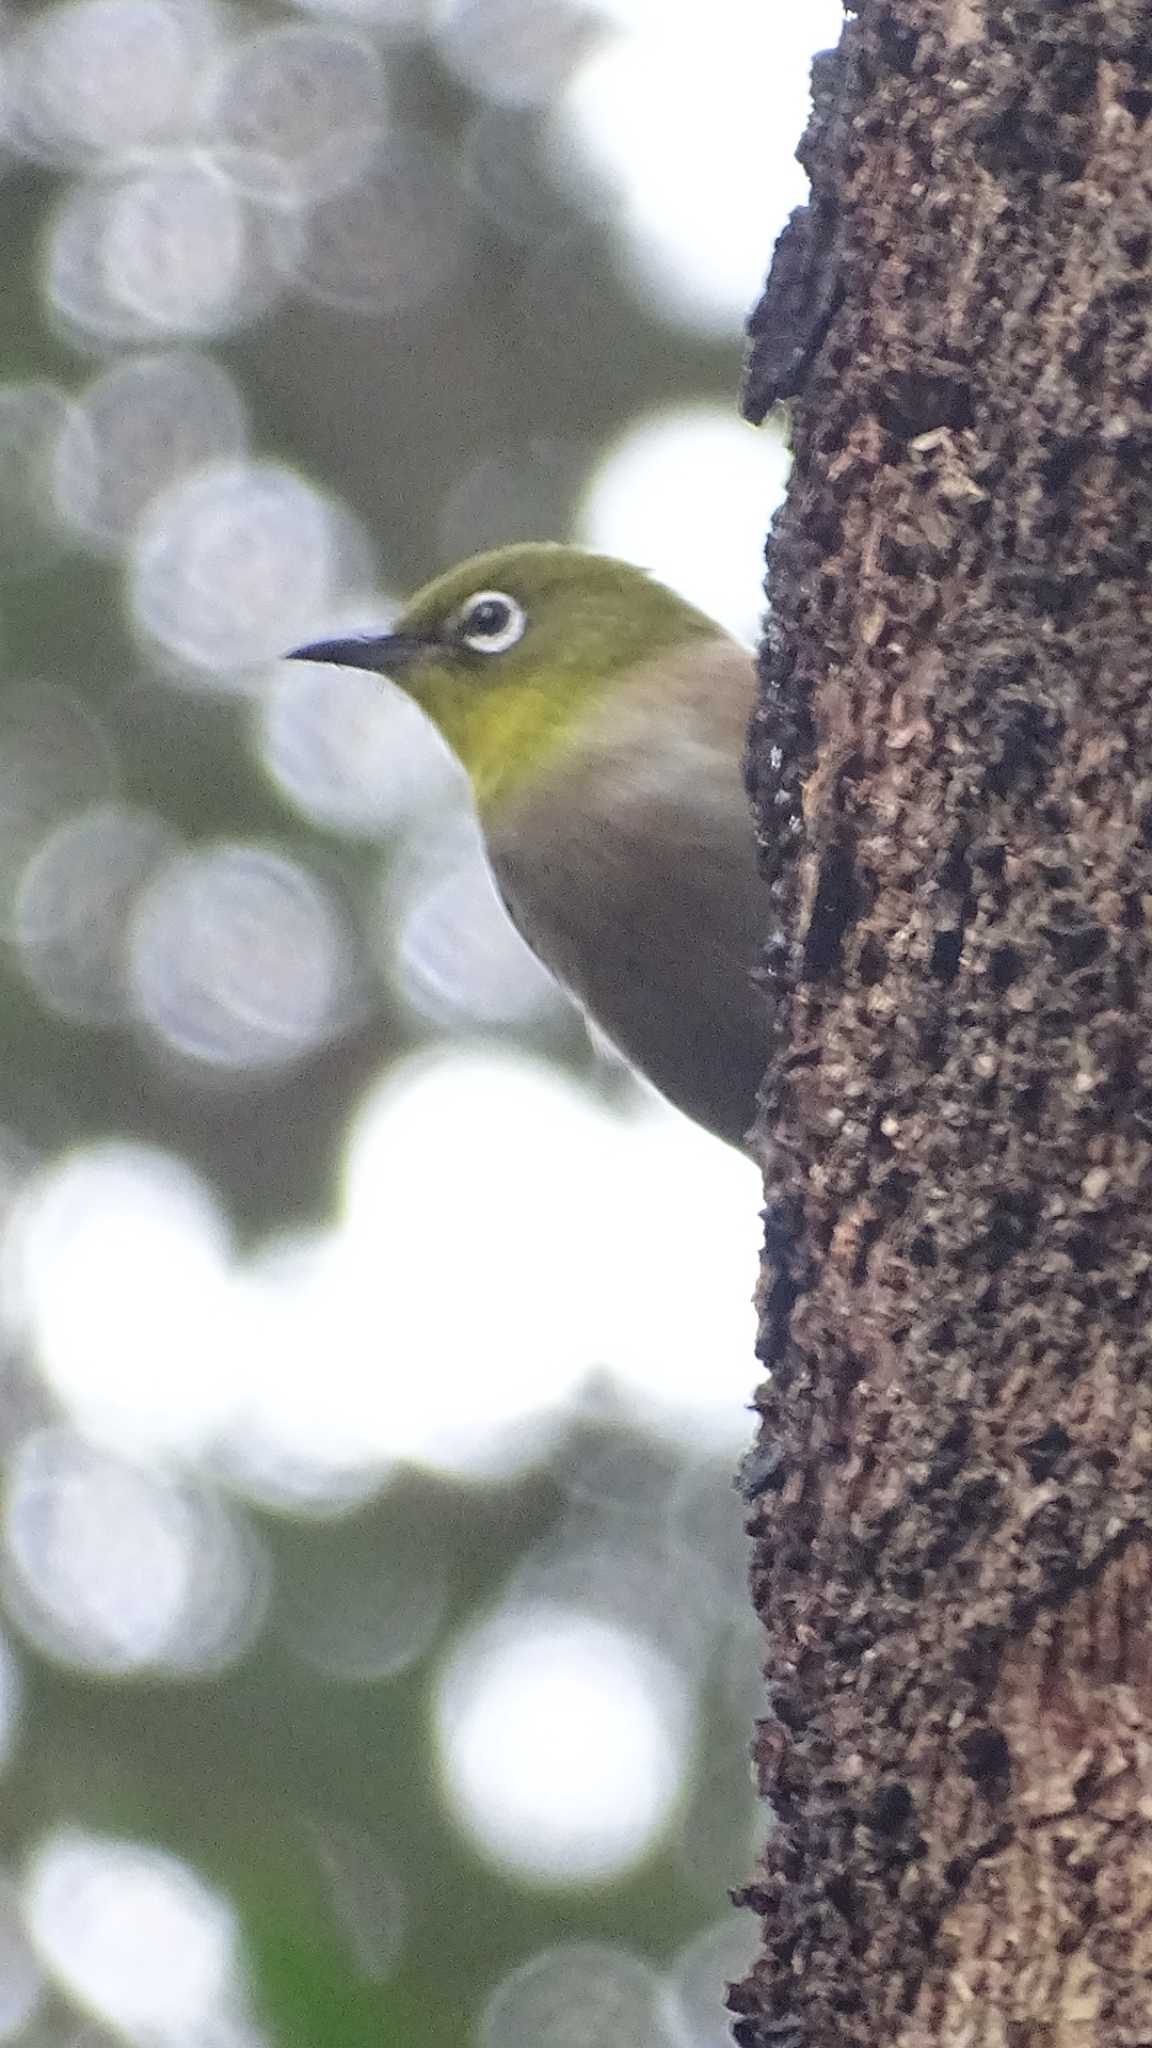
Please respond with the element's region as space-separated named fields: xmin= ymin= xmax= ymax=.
xmin=737 ymin=3 xmax=1152 ymax=2043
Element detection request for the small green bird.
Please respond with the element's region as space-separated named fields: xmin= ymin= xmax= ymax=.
xmin=292 ymin=544 xmax=765 ymax=1150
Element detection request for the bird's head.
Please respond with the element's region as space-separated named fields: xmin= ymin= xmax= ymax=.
xmin=291 ymin=543 xmax=720 ymax=813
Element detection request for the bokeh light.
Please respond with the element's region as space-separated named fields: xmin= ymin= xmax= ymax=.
xmin=2 ymin=1429 xmax=266 ymax=1676
xmin=292 ymin=135 xmax=469 ymax=316
xmin=579 ymin=405 xmax=789 ymax=639
xmin=438 ymin=1608 xmax=692 ymax=1883
xmin=257 ymin=660 xmax=463 ymax=837
xmin=664 ymin=1917 xmax=759 ymax=2048
xmin=0 ymin=1879 xmax=45 ymax=2044
xmin=0 ymin=383 xmax=76 ymax=580
xmin=213 ymin=1232 xmax=405 ymax=1513
xmin=5 ymin=0 xmax=219 ymax=168
xmin=0 ymin=0 xmax=843 ymax=2037
xmin=276 ymin=1486 xmax=450 ymax=1680
xmin=51 ymin=350 xmax=249 ymax=550
xmin=342 ymin=1049 xmax=760 ymax=1470
xmin=0 ymin=684 xmax=119 ymax=932
xmin=386 ymin=814 xmax=570 ymax=1029
xmin=6 ymin=1141 xmax=235 ymax=1456
xmin=15 ymin=803 xmax=178 ymax=1024
xmin=128 ymin=461 xmax=363 ymax=677
xmin=23 ymin=1832 xmax=252 ymax=2045
xmin=434 ymin=0 xmax=599 ymax=108
xmin=479 ymin=1944 xmax=676 ymax=2048
xmin=127 ymin=841 xmax=363 ymax=1070
xmin=552 ymin=0 xmax=842 ymax=332
xmin=45 ymin=160 xmax=298 ymax=351
xmin=206 ymin=23 xmax=390 ymax=202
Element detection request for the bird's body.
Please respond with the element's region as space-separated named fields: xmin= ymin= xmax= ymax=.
xmin=293 ymin=545 xmax=765 ymax=1150
xmin=487 ymin=635 xmax=763 ymax=1147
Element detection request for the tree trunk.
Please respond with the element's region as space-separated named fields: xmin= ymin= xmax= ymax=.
xmin=735 ymin=3 xmax=1152 ymax=2043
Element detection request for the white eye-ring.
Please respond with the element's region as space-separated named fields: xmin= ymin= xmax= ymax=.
xmin=455 ymin=590 xmax=526 ymax=655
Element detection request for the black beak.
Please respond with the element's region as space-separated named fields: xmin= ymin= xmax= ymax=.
xmin=287 ymin=632 xmax=434 ymax=676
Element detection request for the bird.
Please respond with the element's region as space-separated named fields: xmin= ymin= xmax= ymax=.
xmin=291 ymin=544 xmax=766 ymax=1151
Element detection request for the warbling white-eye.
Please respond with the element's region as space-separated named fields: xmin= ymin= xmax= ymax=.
xmin=292 ymin=544 xmax=765 ymax=1150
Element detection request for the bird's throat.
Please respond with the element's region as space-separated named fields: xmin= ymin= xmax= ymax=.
xmin=429 ymin=671 xmax=617 ymax=821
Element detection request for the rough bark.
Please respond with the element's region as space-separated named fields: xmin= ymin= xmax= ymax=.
xmin=736 ymin=3 xmax=1152 ymax=2043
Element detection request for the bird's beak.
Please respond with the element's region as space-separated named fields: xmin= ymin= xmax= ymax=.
xmin=287 ymin=631 xmax=434 ymax=678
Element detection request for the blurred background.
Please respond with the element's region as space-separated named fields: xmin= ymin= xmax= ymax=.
xmin=0 ymin=1 xmax=841 ymax=2043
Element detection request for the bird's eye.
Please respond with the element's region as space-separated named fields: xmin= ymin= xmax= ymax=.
xmin=455 ymin=590 xmax=526 ymax=655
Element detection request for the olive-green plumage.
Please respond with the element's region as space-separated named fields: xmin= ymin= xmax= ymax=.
xmin=292 ymin=544 xmax=765 ymax=1151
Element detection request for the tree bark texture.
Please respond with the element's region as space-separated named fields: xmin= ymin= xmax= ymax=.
xmin=736 ymin=3 xmax=1152 ymax=2044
